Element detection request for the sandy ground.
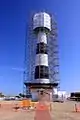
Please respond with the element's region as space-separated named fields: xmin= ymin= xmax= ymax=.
xmin=0 ymin=101 xmax=80 ymax=120
xmin=51 ymin=101 xmax=80 ymax=120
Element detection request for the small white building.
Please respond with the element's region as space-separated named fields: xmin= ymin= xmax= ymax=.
xmin=0 ymin=97 xmax=5 ymax=101
xmin=53 ymin=88 xmax=70 ymax=100
xmin=57 ymin=91 xmax=70 ymax=99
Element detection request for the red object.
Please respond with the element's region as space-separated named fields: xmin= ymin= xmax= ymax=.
xmin=35 ymin=103 xmax=52 ymax=120
xmin=35 ymin=110 xmax=52 ymax=120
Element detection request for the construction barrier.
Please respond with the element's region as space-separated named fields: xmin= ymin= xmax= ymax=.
xmin=30 ymin=102 xmax=36 ymax=108
xmin=13 ymin=100 xmax=52 ymax=112
xmin=0 ymin=103 xmax=1 ymax=108
xmin=13 ymin=100 xmax=31 ymax=111
xmin=21 ymin=99 xmax=31 ymax=109
xmin=13 ymin=103 xmax=20 ymax=112
xmin=74 ymin=103 xmax=80 ymax=112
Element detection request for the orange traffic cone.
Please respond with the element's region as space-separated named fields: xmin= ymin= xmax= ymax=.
xmin=74 ymin=104 xmax=80 ymax=113
xmin=75 ymin=104 xmax=77 ymax=112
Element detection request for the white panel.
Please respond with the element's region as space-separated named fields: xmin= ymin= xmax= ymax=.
xmin=53 ymin=88 xmax=58 ymax=94
xmin=58 ymin=91 xmax=66 ymax=96
xmin=36 ymin=78 xmax=50 ymax=83
xmin=33 ymin=12 xmax=51 ymax=31
xmin=35 ymin=54 xmax=48 ymax=66
xmin=31 ymin=92 xmax=38 ymax=100
xmin=37 ymin=32 xmax=47 ymax=44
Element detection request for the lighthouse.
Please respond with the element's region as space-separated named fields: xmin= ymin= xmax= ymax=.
xmin=33 ymin=12 xmax=51 ymax=84
xmin=24 ymin=12 xmax=59 ymax=100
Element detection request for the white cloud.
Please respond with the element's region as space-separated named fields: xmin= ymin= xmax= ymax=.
xmin=11 ymin=67 xmax=24 ymax=72
xmin=0 ymin=66 xmax=24 ymax=72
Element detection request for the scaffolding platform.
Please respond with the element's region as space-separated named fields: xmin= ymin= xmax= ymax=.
xmin=24 ymin=82 xmax=58 ymax=89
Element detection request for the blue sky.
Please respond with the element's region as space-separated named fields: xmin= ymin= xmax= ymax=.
xmin=0 ymin=0 xmax=80 ymax=95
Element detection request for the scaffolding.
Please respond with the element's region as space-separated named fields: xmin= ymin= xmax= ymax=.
xmin=23 ymin=13 xmax=60 ymax=97
xmin=48 ymin=14 xmax=60 ymax=91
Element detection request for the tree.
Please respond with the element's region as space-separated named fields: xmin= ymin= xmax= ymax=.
xmin=19 ymin=93 xmax=24 ymax=98
xmin=0 ymin=92 xmax=4 ymax=97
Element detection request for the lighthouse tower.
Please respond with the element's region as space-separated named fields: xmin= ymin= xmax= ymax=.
xmin=24 ymin=12 xmax=59 ymax=100
xmin=33 ymin=12 xmax=51 ymax=84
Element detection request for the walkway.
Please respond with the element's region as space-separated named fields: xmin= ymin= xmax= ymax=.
xmin=35 ymin=102 xmax=52 ymax=120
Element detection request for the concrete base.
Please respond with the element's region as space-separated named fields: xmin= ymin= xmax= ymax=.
xmin=37 ymin=89 xmax=52 ymax=103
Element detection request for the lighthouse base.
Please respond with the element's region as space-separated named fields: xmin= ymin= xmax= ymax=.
xmin=24 ymin=82 xmax=58 ymax=101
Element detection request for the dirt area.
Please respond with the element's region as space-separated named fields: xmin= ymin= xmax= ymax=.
xmin=0 ymin=101 xmax=80 ymax=120
xmin=51 ymin=101 xmax=80 ymax=120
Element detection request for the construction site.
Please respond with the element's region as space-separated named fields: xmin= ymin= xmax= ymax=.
xmin=0 ymin=11 xmax=80 ymax=120
xmin=0 ymin=101 xmax=80 ymax=120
